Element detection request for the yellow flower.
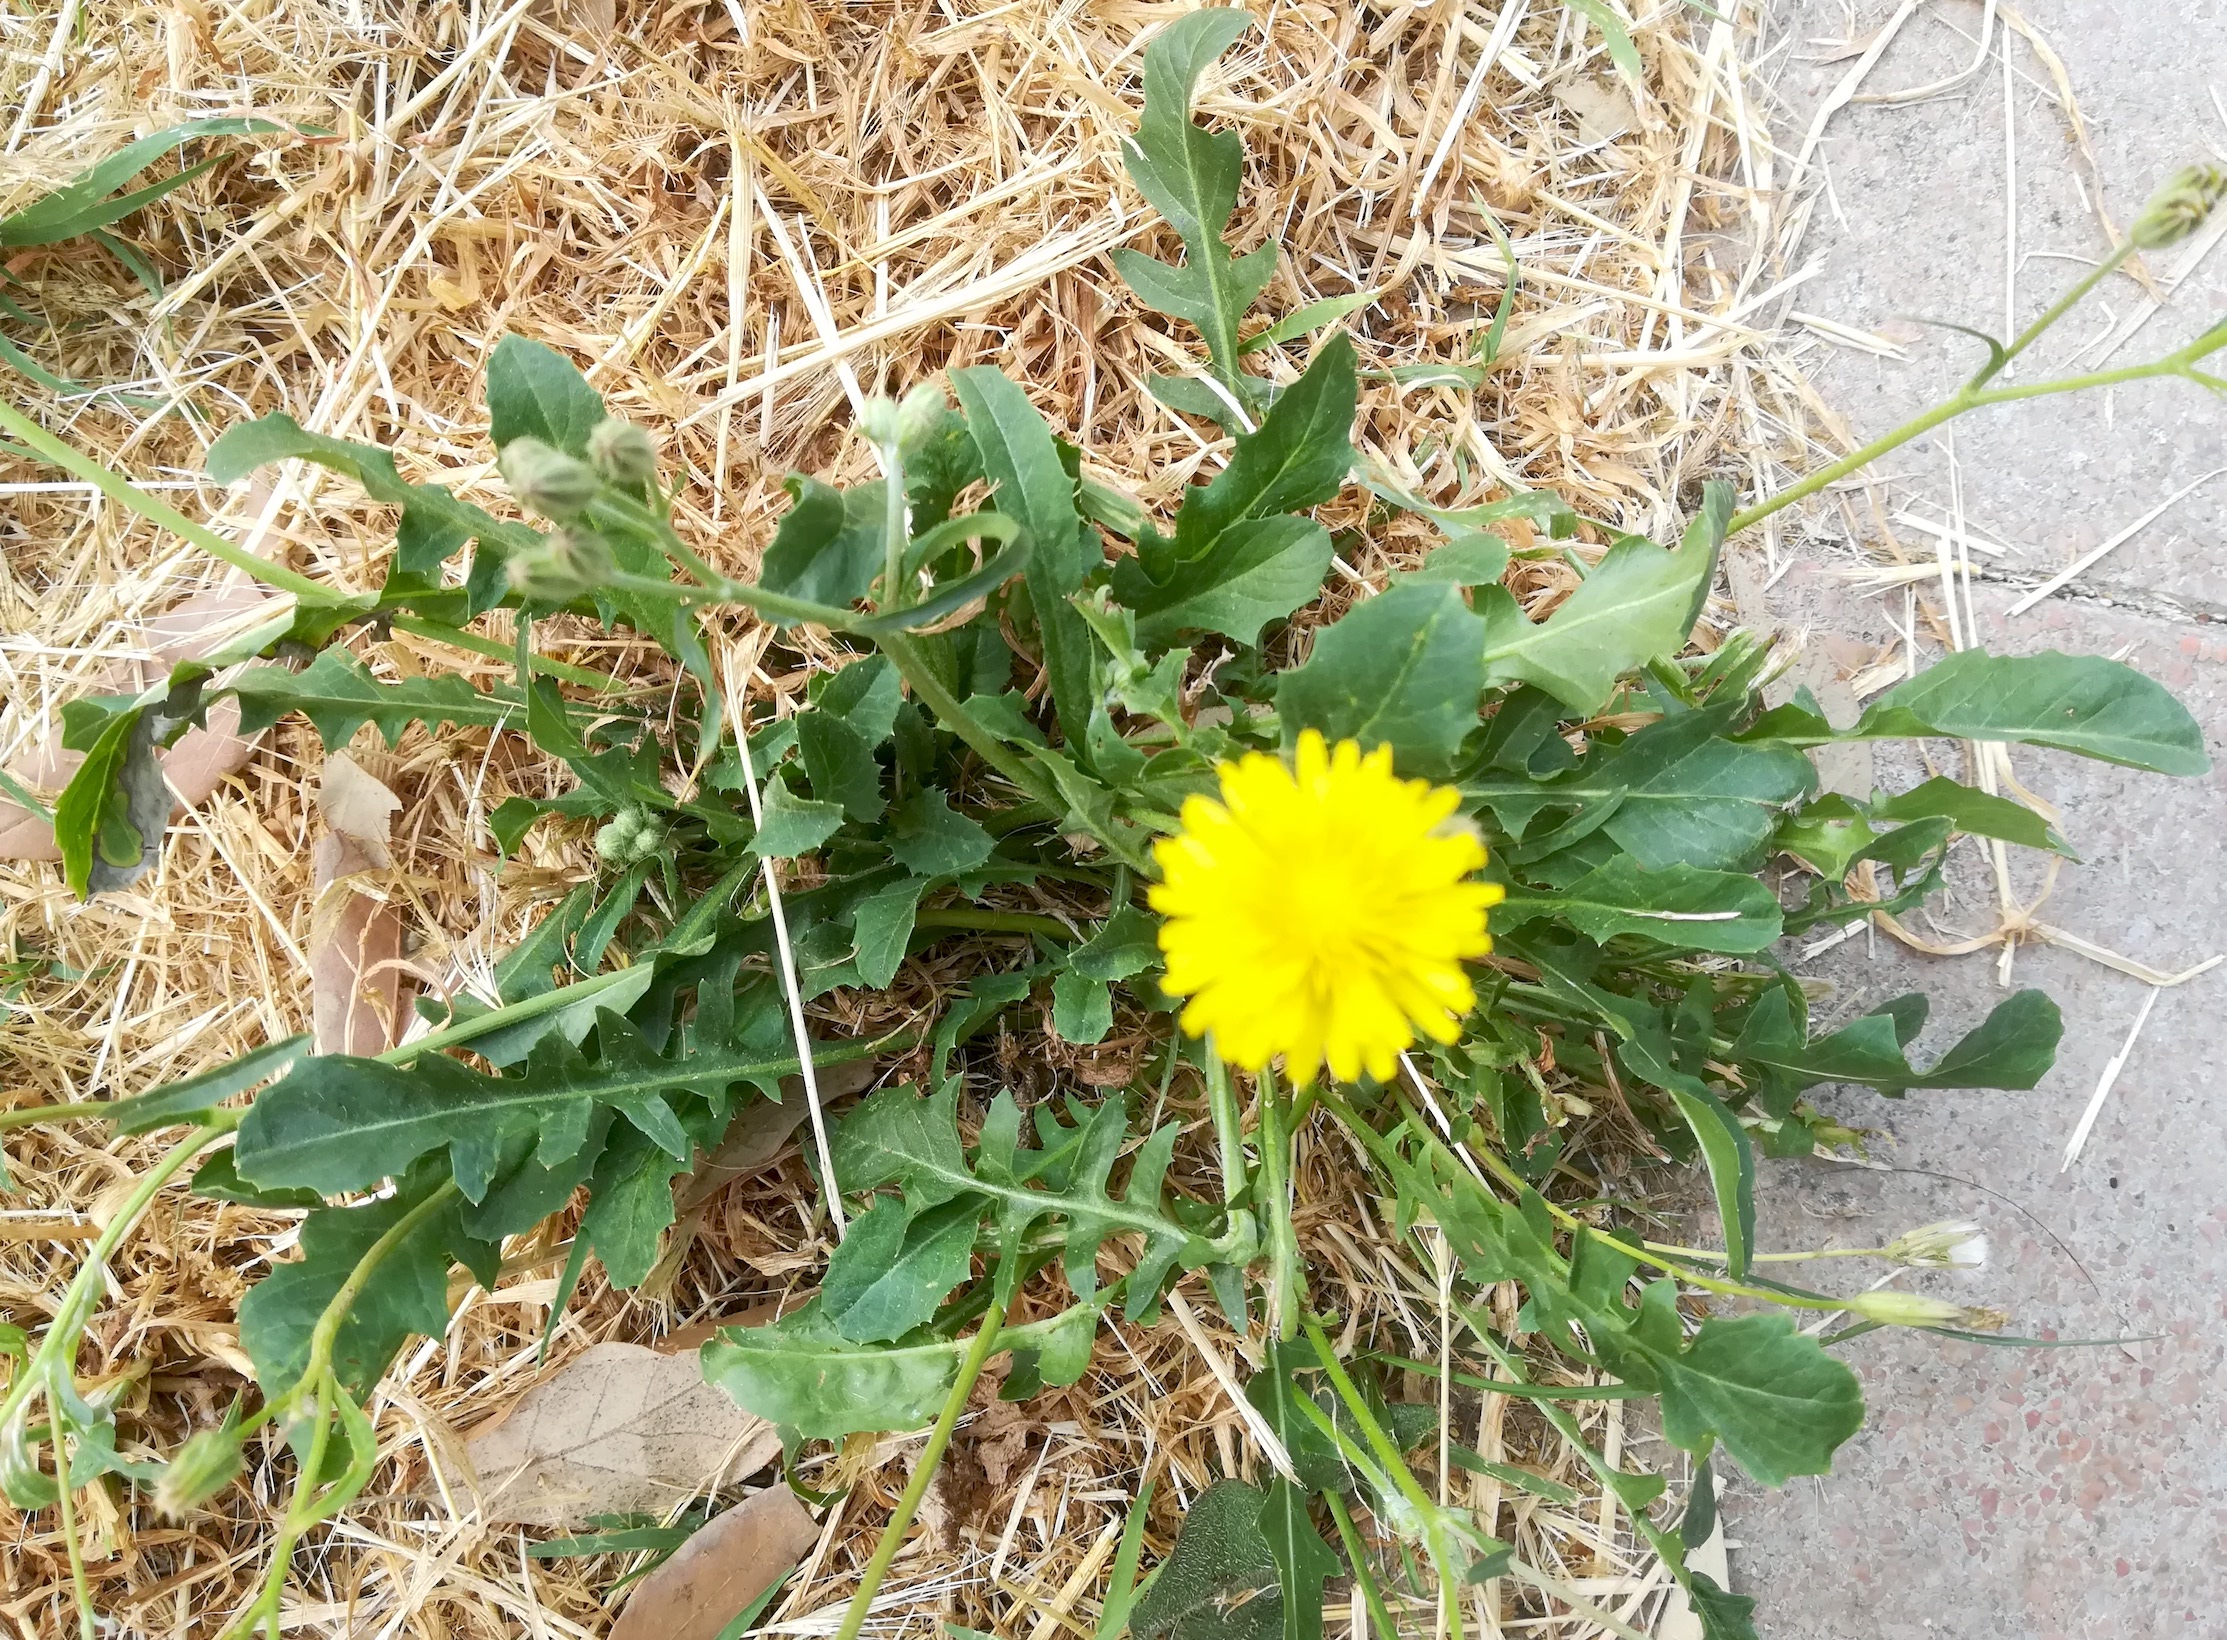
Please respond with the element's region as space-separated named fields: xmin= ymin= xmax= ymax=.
xmin=1149 ymin=730 xmax=1505 ymax=1085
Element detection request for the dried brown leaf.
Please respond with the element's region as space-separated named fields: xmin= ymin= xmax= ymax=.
xmin=463 ymin=1341 xmax=783 ymax=1529
xmin=609 ymin=1482 xmax=818 ymax=1640
xmin=309 ymin=752 xmax=405 ymax=1055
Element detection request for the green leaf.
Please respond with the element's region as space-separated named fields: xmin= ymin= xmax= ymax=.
xmin=1401 ymin=532 xmax=1511 ymax=586
xmin=1478 ymin=483 xmax=1732 ymax=713
xmin=234 ymin=1013 xmax=810 ymax=1199
xmin=758 ymin=475 xmax=886 ymax=612
xmin=1496 ymin=858 xmax=1783 ymax=954
xmin=950 ymin=368 xmax=1094 ymax=593
xmin=797 ymin=711 xmax=886 ymax=822
xmin=50 ymin=703 xmax=162 ymax=898
xmin=821 ymin=1197 xmax=981 ymax=1343
xmin=188 ymin=1149 xmax=327 ymax=1210
xmin=753 ymin=772 xmax=845 ymax=859
xmin=0 ymin=118 xmax=286 ymax=247
xmin=1115 ymin=9 xmax=1272 ymax=387
xmin=1051 ymin=971 xmax=1114 ymax=1045
xmin=1239 ymin=289 xmax=1381 ymax=355
xmin=1731 ymin=987 xmax=2061 ymax=1100
xmin=888 ymin=789 xmax=996 ymax=877
xmin=205 ymin=411 xmax=534 ymax=594
xmin=1276 ymin=580 xmax=1485 ymax=775
xmin=577 ymin=1119 xmax=691 ymax=1288
xmin=239 ymin=1174 xmax=493 ymax=1400
xmin=832 ymin=1082 xmax=1209 ymax=1318
xmin=701 ymin=1298 xmax=966 ymax=1438
xmin=1258 ymin=1479 xmax=1338 ymax=1640
xmin=1129 ymin=1479 xmax=1281 ymax=1640
xmin=1069 ymin=906 xmax=1161 ymax=983
xmin=1243 ymin=1342 xmax=1347 ymax=1495
xmin=1687 ymin=1571 xmax=1761 ymax=1640
xmin=1860 ymin=649 xmax=2208 ymax=775
xmin=486 ymin=334 xmax=607 ymax=456
xmin=1661 ymin=1080 xmax=1755 ymax=1280
xmin=1170 ymin=335 xmax=1358 ymax=563
xmin=230 ymin=648 xmax=516 ymax=747
xmin=851 ymin=877 xmax=932 ymax=989
xmin=107 ymin=1034 xmax=312 ymax=1134
xmin=1870 ymin=775 xmax=2070 ymax=854
xmin=1608 ymin=1285 xmax=1863 ymax=1488
xmin=1125 ymin=515 xmax=1336 ymax=650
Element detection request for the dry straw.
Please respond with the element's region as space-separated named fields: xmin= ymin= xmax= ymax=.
xmin=0 ymin=0 xmax=1826 ymax=1634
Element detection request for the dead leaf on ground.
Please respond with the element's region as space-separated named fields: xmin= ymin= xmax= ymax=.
xmin=463 ymin=1340 xmax=783 ymax=1529
xmin=1557 ymin=76 xmax=1637 ymax=145
xmin=608 ymin=1482 xmax=819 ymax=1640
xmin=309 ymin=751 xmax=408 ymax=1055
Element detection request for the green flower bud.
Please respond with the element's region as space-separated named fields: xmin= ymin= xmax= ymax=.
xmin=595 ymin=806 xmax=665 ymax=865
xmin=2130 ymin=162 xmax=2227 ymax=250
xmin=153 ymin=1424 xmax=245 ymax=1519
xmin=895 ymin=382 xmax=949 ymax=455
xmin=1845 ymin=1289 xmax=1967 ymax=1329
xmin=587 ymin=418 xmax=659 ymax=487
xmin=857 ymin=395 xmax=903 ymax=448
xmin=507 ymin=528 xmax=619 ymax=604
xmin=498 ymin=436 xmax=601 ymax=520
xmin=1883 ymin=1219 xmax=1987 ymax=1269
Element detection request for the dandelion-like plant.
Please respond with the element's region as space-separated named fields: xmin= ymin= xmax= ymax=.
xmin=1150 ymin=730 xmax=1506 ymax=1084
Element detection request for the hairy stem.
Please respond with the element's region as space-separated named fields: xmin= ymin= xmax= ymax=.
xmin=1204 ymin=1046 xmax=1248 ymax=1206
xmin=0 ymin=1126 xmax=226 ymax=1437
xmin=1256 ymin=1065 xmax=1302 ymax=1341
xmin=830 ymin=1294 xmax=1011 ymax=1640
xmin=0 ymin=401 xmax=346 ymax=605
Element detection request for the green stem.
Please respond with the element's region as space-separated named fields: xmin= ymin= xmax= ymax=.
xmin=1974 ymin=238 xmax=2138 ymax=387
xmin=373 ymin=966 xmax=644 ymax=1065
xmin=0 ymin=400 xmax=348 ymax=606
xmin=911 ymin=907 xmax=1074 ymax=940
xmin=1323 ymin=1489 xmax=1400 ymax=1640
xmin=1205 ymin=1045 xmax=1248 ymax=1206
xmin=1257 ymin=1065 xmax=1302 ymax=1342
xmin=48 ymin=1371 xmax=96 ymax=1640
xmin=297 ymin=1182 xmax=460 ymax=1400
xmin=0 ymin=765 xmax=51 ymax=822
xmin=1726 ymin=349 xmax=2221 ymax=538
xmin=0 ymin=1127 xmax=224 ymax=1435
xmin=875 ymin=630 xmax=1067 ymax=812
xmin=877 ymin=439 xmax=909 ymax=613
xmin=386 ymin=614 xmax=630 ymax=692
xmin=830 ymin=1294 xmax=1011 ymax=1640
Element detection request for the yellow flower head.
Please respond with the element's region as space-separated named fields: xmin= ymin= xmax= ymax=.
xmin=1149 ymin=730 xmax=1505 ymax=1086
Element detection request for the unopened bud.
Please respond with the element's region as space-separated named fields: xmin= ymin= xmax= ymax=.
xmin=895 ymin=382 xmax=949 ymax=455
xmin=1884 ymin=1220 xmax=1987 ymax=1269
xmin=595 ymin=805 xmax=665 ymax=865
xmin=1846 ymin=1289 xmax=1967 ymax=1329
xmin=153 ymin=1425 xmax=244 ymax=1519
xmin=498 ymin=436 xmax=601 ymax=520
xmin=586 ymin=418 xmax=658 ymax=487
xmin=2130 ymin=162 xmax=2227 ymax=250
xmin=507 ymin=528 xmax=619 ymax=604
xmin=857 ymin=395 xmax=903 ymax=448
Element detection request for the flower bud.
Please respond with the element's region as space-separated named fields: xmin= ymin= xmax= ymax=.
xmin=498 ymin=436 xmax=601 ymax=520
xmin=586 ymin=418 xmax=659 ymax=487
xmin=507 ymin=528 xmax=619 ymax=604
xmin=895 ymin=382 xmax=949 ymax=455
xmin=2130 ymin=162 xmax=2227 ymax=250
xmin=856 ymin=395 xmax=903 ymax=448
xmin=1884 ymin=1220 xmax=1987 ymax=1269
xmin=1846 ymin=1289 xmax=1967 ymax=1329
xmin=595 ymin=805 xmax=665 ymax=865
xmin=153 ymin=1424 xmax=245 ymax=1519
